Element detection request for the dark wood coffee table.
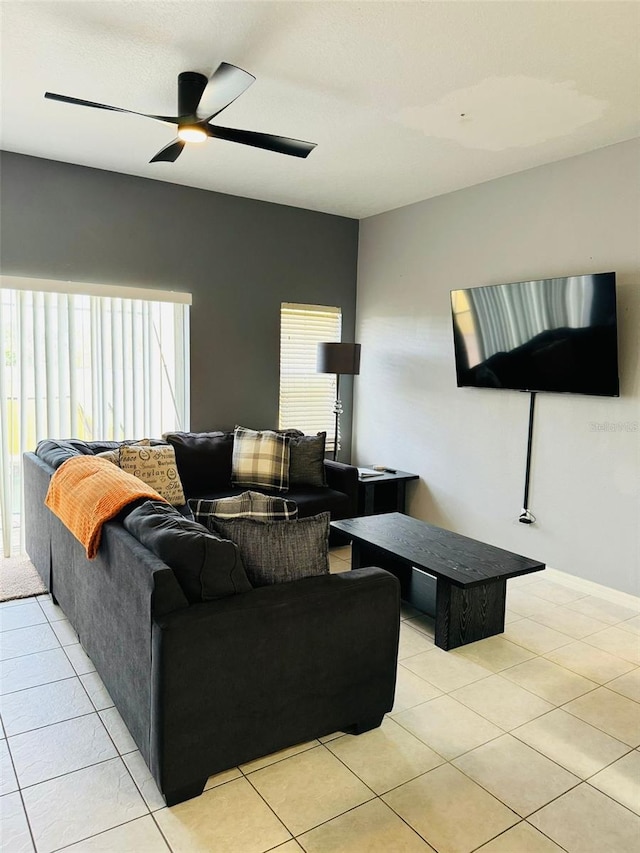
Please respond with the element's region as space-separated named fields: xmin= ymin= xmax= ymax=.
xmin=331 ymin=512 xmax=545 ymax=650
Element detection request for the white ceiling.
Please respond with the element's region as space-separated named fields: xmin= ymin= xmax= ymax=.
xmin=1 ymin=1 xmax=639 ymax=218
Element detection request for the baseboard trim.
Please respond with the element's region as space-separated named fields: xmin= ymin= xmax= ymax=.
xmin=544 ymin=566 xmax=640 ymax=611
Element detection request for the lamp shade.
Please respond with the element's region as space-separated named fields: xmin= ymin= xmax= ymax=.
xmin=316 ymin=342 xmax=361 ymax=376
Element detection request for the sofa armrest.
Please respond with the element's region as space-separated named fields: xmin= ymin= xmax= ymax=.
xmin=324 ymin=459 xmax=359 ymax=517
xmin=150 ymin=567 xmax=400 ymax=797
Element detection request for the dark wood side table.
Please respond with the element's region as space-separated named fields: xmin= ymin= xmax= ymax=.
xmin=358 ymin=470 xmax=418 ymax=516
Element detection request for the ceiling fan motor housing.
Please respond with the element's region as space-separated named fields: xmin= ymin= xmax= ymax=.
xmin=178 ymin=72 xmax=208 ymax=121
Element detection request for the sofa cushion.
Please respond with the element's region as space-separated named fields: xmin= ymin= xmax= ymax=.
xmin=190 ymin=491 xmax=298 ymax=527
xmin=124 ymin=500 xmax=251 ymax=603
xmin=210 ymin=512 xmax=330 ymax=587
xmin=232 ymin=426 xmax=291 ymax=493
xmin=119 ymin=445 xmax=186 ymax=506
xmin=163 ymin=431 xmax=234 ymax=496
xmin=289 ymin=432 xmax=327 ymax=487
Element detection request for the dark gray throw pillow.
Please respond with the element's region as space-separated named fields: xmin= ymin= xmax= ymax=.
xmin=124 ymin=500 xmax=251 ymax=603
xmin=289 ymin=432 xmax=327 ymax=487
xmin=211 ymin=512 xmax=330 ymax=587
xmin=163 ymin=431 xmax=235 ymax=495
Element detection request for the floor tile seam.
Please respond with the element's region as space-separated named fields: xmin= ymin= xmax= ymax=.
xmin=244 ymin=739 xmax=380 ymax=840
xmin=10 ymin=736 xmax=122 ymax=792
xmin=14 ymin=783 xmax=39 ymax=853
xmin=551 ymin=680 xmax=620 ymax=712
xmin=379 ymin=770 xmax=521 ymax=853
xmin=562 ymin=598 xmax=640 ymax=622
xmin=488 ymin=720 xmax=616 ymax=787
xmin=458 ymin=758 xmax=584 ymax=822
xmin=0 ymin=670 xmax=78 ymax=698
xmin=446 ymin=684 xmax=555 ymax=731
xmin=603 ymin=677 xmax=640 ymax=704
xmin=558 ymin=684 xmax=640 ymax=744
xmin=0 ymin=619 xmax=61 ymax=638
xmin=449 ymin=724 xmax=578 ymax=775
xmin=239 ymin=763 xmax=305 ymax=843
xmin=400 ymin=620 xmax=435 ymax=639
xmin=540 ymin=571 xmax=640 ymax=612
xmin=505 ymin=602 xmax=560 ymax=619
xmin=19 ymin=760 xmax=153 ymax=852
xmin=343 ymin=793 xmax=440 ymax=853
xmin=521 ymin=589 xmax=590 ymax=608
xmin=582 ymin=743 xmax=639 ymax=783
xmin=582 ymin=777 xmax=640 ymax=818
xmin=507 ymin=706 xmax=633 ymax=766
xmin=400 ymin=664 xmax=493 ymax=695
xmin=77 ymin=673 xmax=116 ymax=713
xmin=288 ymin=793 xmax=408 ymax=846
xmin=391 ymin=706 xmax=505 ymax=759
xmin=48 ymin=813 xmax=159 ymax=853
xmin=1 ymin=641 xmax=64 ymax=664
xmin=148 ymin=810 xmax=174 ymax=853
xmin=323 ymin=731 xmax=444 ymax=799
xmin=581 ymin=635 xmax=640 ymax=666
xmin=500 ymin=626 xmax=576 ymax=656
xmin=238 ymin=740 xmax=324 ymax=777
xmin=498 ymin=660 xmax=603 ymax=703
xmin=264 ymin=837 xmax=302 ymax=853
xmin=538 ymin=649 xmax=638 ymax=685
xmin=2 ymin=722 xmax=22 ymax=794
xmin=0 ymin=618 xmax=49 ymax=634
xmin=60 ymin=640 xmax=95 ymax=677
xmin=465 ymin=818 xmax=571 ymax=853
xmin=0 ymin=675 xmax=79 ymax=704
xmin=3 ymin=706 xmax=101 ymax=740
xmin=514 ymin=613 xmax=610 ymax=641
xmin=396 ymin=649 xmax=439 ymax=667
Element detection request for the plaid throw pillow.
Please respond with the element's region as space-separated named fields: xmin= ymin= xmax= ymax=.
xmin=190 ymin=491 xmax=298 ymax=530
xmin=232 ymin=426 xmax=291 ymax=493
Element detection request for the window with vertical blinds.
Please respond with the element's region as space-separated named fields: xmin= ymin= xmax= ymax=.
xmin=0 ymin=277 xmax=190 ymax=557
xmin=279 ymin=303 xmax=341 ymax=449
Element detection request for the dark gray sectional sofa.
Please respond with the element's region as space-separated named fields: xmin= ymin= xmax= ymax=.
xmin=23 ymin=436 xmax=400 ymax=806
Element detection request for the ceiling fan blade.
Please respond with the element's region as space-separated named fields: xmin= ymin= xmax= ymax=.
xmin=149 ymin=139 xmax=185 ymax=164
xmin=195 ymin=63 xmax=255 ymax=121
xmin=207 ymin=124 xmax=316 ymax=158
xmin=44 ymin=92 xmax=178 ymax=124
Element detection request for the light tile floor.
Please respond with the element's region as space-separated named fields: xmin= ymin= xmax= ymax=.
xmin=1 ymin=549 xmax=640 ymax=852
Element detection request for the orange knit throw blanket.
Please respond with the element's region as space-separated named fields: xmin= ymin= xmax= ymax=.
xmin=45 ymin=455 xmax=167 ymax=559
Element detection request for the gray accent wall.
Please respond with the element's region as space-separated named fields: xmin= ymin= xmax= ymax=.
xmin=355 ymin=139 xmax=640 ymax=595
xmin=0 ymin=152 xmax=358 ymax=455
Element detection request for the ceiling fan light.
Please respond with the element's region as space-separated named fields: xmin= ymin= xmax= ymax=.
xmin=177 ymin=125 xmax=207 ymax=143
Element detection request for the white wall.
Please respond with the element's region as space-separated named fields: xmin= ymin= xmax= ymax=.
xmin=354 ymin=138 xmax=640 ymax=596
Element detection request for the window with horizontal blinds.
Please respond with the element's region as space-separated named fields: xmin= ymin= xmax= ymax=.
xmin=279 ymin=303 xmax=341 ymax=449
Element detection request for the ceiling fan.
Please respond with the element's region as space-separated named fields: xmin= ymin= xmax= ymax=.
xmin=44 ymin=62 xmax=317 ymax=163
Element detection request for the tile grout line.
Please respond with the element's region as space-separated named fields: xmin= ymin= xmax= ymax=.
xmin=3 ymin=590 xmax=638 ymax=852
xmin=6 ymin=618 xmax=156 ymax=852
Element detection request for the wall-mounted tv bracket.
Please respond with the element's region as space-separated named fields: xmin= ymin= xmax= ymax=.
xmin=519 ymin=391 xmax=537 ymax=524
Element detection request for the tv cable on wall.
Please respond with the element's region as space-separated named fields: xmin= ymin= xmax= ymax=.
xmin=519 ymin=392 xmax=537 ymax=525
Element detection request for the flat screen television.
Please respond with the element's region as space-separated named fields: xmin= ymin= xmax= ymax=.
xmin=450 ymin=272 xmax=619 ymax=396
